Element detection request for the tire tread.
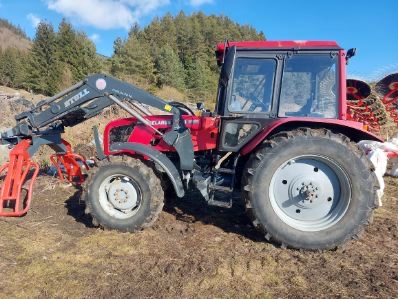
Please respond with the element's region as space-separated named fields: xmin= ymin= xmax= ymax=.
xmin=243 ymin=128 xmax=378 ymax=250
xmin=82 ymin=155 xmax=164 ymax=231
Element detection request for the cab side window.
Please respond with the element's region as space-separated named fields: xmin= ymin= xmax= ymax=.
xmin=278 ymin=54 xmax=338 ymax=118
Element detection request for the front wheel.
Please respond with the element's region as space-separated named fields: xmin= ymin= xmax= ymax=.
xmin=84 ymin=156 xmax=164 ymax=232
xmin=243 ymin=128 xmax=378 ymax=250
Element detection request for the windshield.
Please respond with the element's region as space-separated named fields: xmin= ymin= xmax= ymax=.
xmin=279 ymin=54 xmax=339 ymax=118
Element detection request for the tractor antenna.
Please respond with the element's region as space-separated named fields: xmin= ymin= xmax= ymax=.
xmin=221 ymin=38 xmax=230 ymax=64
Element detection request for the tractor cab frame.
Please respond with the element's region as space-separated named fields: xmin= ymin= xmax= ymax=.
xmin=214 ymin=41 xmax=352 ymax=152
xmin=167 ymin=41 xmax=381 ymax=216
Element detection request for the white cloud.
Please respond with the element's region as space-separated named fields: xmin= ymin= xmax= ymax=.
xmin=89 ymin=33 xmax=100 ymax=43
xmin=188 ymin=0 xmax=213 ymax=6
xmin=27 ymin=13 xmax=41 ymax=28
xmin=46 ymin=0 xmax=169 ymax=30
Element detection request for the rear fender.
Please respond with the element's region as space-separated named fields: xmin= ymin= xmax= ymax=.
xmin=110 ymin=142 xmax=185 ymax=198
xmin=240 ymin=119 xmax=383 ymax=156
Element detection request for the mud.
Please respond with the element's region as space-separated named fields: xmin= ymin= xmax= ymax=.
xmin=0 ymin=176 xmax=397 ymax=298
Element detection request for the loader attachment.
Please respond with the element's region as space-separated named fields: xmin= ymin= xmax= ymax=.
xmin=50 ymin=139 xmax=88 ymax=184
xmin=0 ymin=140 xmax=39 ymax=216
xmin=0 ymin=137 xmax=88 ymax=216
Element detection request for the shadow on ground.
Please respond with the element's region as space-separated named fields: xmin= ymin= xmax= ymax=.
xmin=64 ymin=187 xmax=264 ymax=242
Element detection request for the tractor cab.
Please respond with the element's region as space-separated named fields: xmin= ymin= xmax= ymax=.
xmin=214 ymin=41 xmax=345 ymax=151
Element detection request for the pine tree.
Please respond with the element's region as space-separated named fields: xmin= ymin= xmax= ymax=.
xmin=186 ymin=57 xmax=215 ymax=99
xmin=25 ymin=22 xmax=62 ymax=95
xmin=155 ymin=45 xmax=186 ymax=90
xmin=111 ymin=32 xmax=156 ymax=83
xmin=73 ymin=32 xmax=101 ymax=79
xmin=57 ymin=19 xmax=100 ymax=86
xmin=113 ymin=37 xmax=124 ymax=55
xmin=0 ymin=48 xmax=25 ymax=88
xmin=56 ymin=19 xmax=76 ymax=87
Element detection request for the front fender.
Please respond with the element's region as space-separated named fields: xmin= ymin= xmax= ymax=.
xmin=110 ymin=142 xmax=185 ymax=198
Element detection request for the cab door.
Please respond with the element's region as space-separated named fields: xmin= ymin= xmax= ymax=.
xmin=218 ymin=52 xmax=282 ymax=152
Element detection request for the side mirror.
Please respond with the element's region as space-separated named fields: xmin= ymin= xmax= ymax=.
xmin=346 ymin=48 xmax=356 ymax=64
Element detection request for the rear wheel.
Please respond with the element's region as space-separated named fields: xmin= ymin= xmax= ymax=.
xmin=84 ymin=156 xmax=164 ymax=231
xmin=243 ymin=128 xmax=378 ymax=250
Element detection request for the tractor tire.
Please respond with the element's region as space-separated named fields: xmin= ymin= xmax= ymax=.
xmin=243 ymin=128 xmax=378 ymax=250
xmin=83 ymin=155 xmax=164 ymax=232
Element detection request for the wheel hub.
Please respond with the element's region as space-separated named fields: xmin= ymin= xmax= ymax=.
xmin=301 ymin=184 xmax=315 ymax=199
xmin=107 ymin=179 xmax=138 ymax=210
xmin=287 ymin=177 xmax=325 ymax=210
xmin=269 ymin=155 xmax=351 ymax=231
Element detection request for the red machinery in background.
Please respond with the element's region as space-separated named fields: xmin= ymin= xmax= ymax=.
xmin=346 ymin=79 xmax=382 ymax=134
xmin=376 ymin=73 xmax=398 ymax=126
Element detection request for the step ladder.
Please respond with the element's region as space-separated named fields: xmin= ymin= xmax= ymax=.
xmin=208 ymin=156 xmax=239 ymax=208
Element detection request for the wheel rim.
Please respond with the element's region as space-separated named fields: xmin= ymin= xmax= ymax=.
xmin=98 ymin=174 xmax=142 ymax=219
xmin=269 ymin=155 xmax=351 ymax=232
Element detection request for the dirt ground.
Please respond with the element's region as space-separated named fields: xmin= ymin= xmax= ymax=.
xmin=0 ymin=174 xmax=397 ymax=299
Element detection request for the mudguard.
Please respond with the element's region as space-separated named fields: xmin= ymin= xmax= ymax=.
xmin=110 ymin=142 xmax=185 ymax=198
xmin=240 ymin=118 xmax=383 ymax=156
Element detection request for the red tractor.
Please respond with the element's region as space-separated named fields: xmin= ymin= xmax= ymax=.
xmin=0 ymin=41 xmax=383 ymax=250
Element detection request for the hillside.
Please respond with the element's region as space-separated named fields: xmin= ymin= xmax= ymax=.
xmin=0 ymin=13 xmax=265 ymax=101
xmin=112 ymin=12 xmax=265 ymax=101
xmin=0 ymin=19 xmax=31 ymax=51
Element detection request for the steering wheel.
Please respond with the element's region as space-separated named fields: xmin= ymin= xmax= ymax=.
xmin=246 ymin=93 xmax=269 ymax=112
xmin=168 ymin=101 xmax=195 ymax=116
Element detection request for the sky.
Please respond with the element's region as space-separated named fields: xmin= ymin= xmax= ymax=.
xmin=0 ymin=0 xmax=397 ymax=81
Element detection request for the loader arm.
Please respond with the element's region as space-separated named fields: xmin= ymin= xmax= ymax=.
xmin=1 ymin=74 xmax=194 ymax=170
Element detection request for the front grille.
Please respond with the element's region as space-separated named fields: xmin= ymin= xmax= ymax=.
xmin=109 ymin=125 xmax=134 ymax=144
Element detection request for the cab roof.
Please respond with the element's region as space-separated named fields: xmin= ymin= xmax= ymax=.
xmin=216 ymin=40 xmax=341 ymax=52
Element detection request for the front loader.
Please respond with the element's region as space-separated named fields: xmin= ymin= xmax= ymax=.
xmin=1 ymin=40 xmax=395 ymax=250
